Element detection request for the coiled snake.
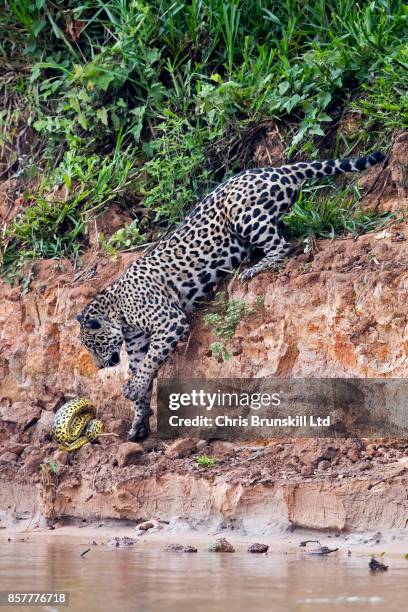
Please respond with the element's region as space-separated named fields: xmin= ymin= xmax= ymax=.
xmin=52 ymin=398 xmax=104 ymax=452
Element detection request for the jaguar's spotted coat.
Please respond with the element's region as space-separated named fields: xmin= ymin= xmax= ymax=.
xmin=77 ymin=151 xmax=385 ymax=440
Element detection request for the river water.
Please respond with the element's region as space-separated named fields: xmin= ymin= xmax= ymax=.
xmin=0 ymin=538 xmax=406 ymax=611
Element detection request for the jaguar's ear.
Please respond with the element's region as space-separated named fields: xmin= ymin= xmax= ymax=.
xmin=83 ymin=318 xmax=102 ymax=330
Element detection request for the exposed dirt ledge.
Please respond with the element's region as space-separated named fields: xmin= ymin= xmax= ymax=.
xmin=1 ymin=469 xmax=408 ymax=534
xmin=54 ymin=473 xmax=408 ymax=532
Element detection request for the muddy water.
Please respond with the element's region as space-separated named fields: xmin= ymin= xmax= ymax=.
xmin=0 ymin=539 xmax=406 ymax=612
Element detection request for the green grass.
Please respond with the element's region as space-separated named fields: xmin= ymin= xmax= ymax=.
xmin=284 ymin=181 xmax=396 ymax=244
xmin=2 ymin=131 xmax=137 ymax=276
xmin=352 ymin=45 xmax=408 ymax=133
xmin=1 ymin=1 xmax=407 ymax=279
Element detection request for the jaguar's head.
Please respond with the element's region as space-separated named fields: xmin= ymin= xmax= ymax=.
xmin=76 ymin=312 xmax=123 ymax=369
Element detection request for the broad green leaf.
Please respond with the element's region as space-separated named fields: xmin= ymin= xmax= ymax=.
xmin=96 ymin=108 xmax=108 ymax=126
xmin=77 ymin=112 xmax=88 ymax=130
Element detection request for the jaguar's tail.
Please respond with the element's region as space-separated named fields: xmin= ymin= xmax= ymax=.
xmin=284 ymin=151 xmax=385 ymax=182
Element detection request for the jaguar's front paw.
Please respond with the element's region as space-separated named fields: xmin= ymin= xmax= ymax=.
xmin=128 ymin=415 xmax=151 ymax=441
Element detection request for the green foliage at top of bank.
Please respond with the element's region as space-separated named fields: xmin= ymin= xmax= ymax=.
xmin=1 ymin=0 xmax=407 ymax=279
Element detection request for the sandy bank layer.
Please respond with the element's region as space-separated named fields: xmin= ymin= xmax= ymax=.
xmin=1 ymin=444 xmax=408 ymax=534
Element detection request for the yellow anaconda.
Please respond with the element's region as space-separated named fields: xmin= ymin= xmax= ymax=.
xmin=52 ymin=398 xmax=103 ymax=452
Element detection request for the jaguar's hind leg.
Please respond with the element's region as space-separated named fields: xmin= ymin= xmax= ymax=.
xmin=239 ymin=233 xmax=292 ymax=282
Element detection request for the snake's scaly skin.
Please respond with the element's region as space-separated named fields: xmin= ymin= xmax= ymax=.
xmin=52 ymin=398 xmax=103 ymax=452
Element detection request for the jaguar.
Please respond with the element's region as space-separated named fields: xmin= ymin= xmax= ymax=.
xmin=77 ymin=151 xmax=385 ymax=440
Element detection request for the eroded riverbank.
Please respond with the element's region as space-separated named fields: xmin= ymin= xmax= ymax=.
xmin=2 ymin=163 xmax=408 ymax=535
xmin=1 ymin=439 xmax=408 ymax=534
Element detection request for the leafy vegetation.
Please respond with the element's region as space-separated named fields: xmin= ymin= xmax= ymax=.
xmin=196 ymin=454 xmax=217 ymax=468
xmin=204 ymin=294 xmax=254 ymax=340
xmin=204 ymin=293 xmax=255 ymax=360
xmin=1 ymin=1 xmax=407 ymax=280
xmin=208 ymin=341 xmax=232 ymax=362
xmin=99 ymin=219 xmax=145 ymax=255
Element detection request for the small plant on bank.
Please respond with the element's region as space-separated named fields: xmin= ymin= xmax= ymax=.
xmin=40 ymin=460 xmax=59 ymax=476
xmin=197 ymin=454 xmax=217 ymax=468
xmin=99 ymin=220 xmax=146 ymax=256
xmin=253 ymin=295 xmax=265 ymax=309
xmin=209 ymin=341 xmax=231 ymax=362
xmin=204 ymin=294 xmax=254 ymax=340
xmin=204 ymin=293 xmax=255 ymax=361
